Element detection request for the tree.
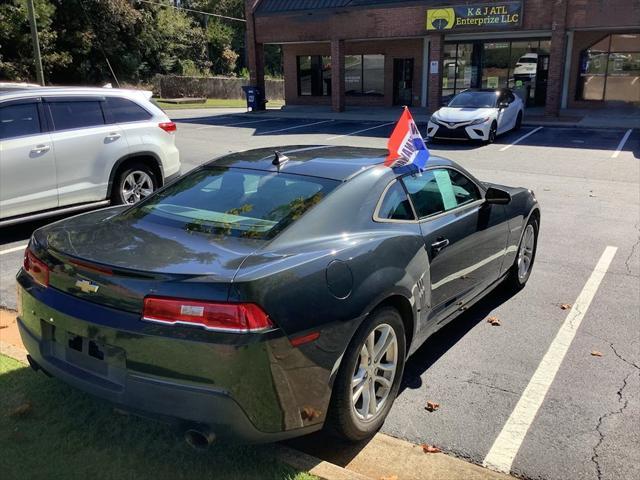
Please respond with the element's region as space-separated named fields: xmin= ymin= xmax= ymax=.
xmin=0 ymin=0 xmax=71 ymax=82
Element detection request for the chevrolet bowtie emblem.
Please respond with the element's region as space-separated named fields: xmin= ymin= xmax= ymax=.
xmin=75 ymin=279 xmax=99 ymax=293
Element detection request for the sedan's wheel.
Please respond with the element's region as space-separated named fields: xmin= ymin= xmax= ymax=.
xmin=112 ymin=164 xmax=157 ymax=205
xmin=514 ymin=111 xmax=523 ymax=131
xmin=327 ymin=306 xmax=406 ymax=441
xmin=486 ymin=122 xmax=497 ymax=144
xmin=506 ymin=217 xmax=538 ymax=289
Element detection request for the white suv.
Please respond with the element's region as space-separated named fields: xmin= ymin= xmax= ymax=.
xmin=0 ymin=87 xmax=180 ymax=227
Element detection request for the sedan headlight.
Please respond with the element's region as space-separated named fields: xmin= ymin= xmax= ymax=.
xmin=470 ymin=117 xmax=490 ymax=125
xmin=429 ymin=114 xmax=439 ymax=124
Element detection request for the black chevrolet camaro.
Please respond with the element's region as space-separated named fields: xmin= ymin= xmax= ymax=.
xmin=17 ymin=146 xmax=540 ymax=446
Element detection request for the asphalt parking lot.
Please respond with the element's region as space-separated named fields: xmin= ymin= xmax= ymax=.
xmin=1 ymin=111 xmax=638 ymax=480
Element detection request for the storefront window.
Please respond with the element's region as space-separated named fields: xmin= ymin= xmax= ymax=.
xmin=443 ymin=39 xmax=550 ymax=105
xmin=363 ymin=55 xmax=384 ymax=95
xmin=578 ymin=34 xmax=640 ymax=102
xmin=442 ymin=44 xmax=457 ymax=98
xmin=345 ymin=54 xmax=384 ymax=96
xmin=345 ymin=55 xmax=362 ymax=95
xmin=297 ymin=56 xmax=312 ymax=96
xmin=442 ymin=43 xmax=474 ymax=101
xmin=482 ymin=42 xmax=510 ymax=89
xmin=296 ymin=55 xmax=331 ymax=96
xmin=578 ymin=34 xmax=640 ymax=103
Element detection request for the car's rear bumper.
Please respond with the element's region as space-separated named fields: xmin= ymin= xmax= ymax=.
xmin=16 ymin=276 xmax=329 ymax=443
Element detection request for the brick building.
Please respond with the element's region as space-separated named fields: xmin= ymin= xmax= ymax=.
xmin=245 ymin=0 xmax=639 ymax=115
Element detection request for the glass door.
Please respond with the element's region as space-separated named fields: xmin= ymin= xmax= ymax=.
xmin=393 ymin=58 xmax=414 ymax=106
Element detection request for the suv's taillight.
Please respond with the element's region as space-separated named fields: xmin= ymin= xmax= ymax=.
xmin=23 ymin=248 xmax=49 ymax=287
xmin=158 ymin=121 xmax=176 ymax=133
xmin=142 ymin=296 xmax=273 ymax=333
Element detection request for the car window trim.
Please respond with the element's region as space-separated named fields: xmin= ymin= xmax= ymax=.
xmin=372 ymin=179 xmax=418 ymax=224
xmin=42 ymin=95 xmax=107 ymax=103
xmin=400 ymin=165 xmax=485 ymax=222
xmin=0 ymin=98 xmax=47 ymax=141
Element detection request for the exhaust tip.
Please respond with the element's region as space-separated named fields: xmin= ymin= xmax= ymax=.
xmin=26 ymin=355 xmax=52 ymax=377
xmin=26 ymin=355 xmax=39 ymax=372
xmin=184 ymin=429 xmax=215 ymax=450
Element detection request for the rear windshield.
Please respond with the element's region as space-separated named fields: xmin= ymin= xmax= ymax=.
xmin=122 ymin=167 xmax=338 ymax=239
xmin=448 ymin=91 xmax=498 ymax=108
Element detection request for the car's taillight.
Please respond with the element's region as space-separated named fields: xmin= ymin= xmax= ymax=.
xmin=142 ymin=296 xmax=273 ymax=333
xmin=23 ymin=248 xmax=49 ymax=287
xmin=158 ymin=121 xmax=176 ymax=133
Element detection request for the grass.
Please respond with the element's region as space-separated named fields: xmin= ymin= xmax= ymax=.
xmin=0 ymin=355 xmax=315 ymax=480
xmin=155 ymin=98 xmax=285 ymax=110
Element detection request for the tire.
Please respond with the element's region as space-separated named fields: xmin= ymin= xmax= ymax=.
xmin=486 ymin=122 xmax=498 ymax=144
xmin=505 ymin=217 xmax=538 ymax=290
xmin=112 ymin=163 xmax=158 ymax=205
xmin=327 ymin=306 xmax=406 ymax=442
xmin=514 ymin=111 xmax=523 ymax=131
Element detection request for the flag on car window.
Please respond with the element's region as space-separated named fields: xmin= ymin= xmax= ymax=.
xmin=385 ymin=107 xmax=429 ymax=170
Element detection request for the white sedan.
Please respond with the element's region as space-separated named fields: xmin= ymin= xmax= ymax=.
xmin=427 ymin=88 xmax=524 ymax=143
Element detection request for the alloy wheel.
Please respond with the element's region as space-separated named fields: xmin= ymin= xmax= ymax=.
xmin=121 ymin=171 xmax=154 ymax=204
xmin=517 ymin=224 xmax=535 ymax=281
xmin=351 ymin=323 xmax=398 ymax=422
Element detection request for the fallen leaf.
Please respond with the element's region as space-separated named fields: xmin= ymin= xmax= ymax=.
xmin=421 ymin=443 xmax=441 ymax=454
xmin=591 ymin=351 xmax=603 ymax=357
xmin=300 ymin=406 xmax=321 ymax=421
xmin=560 ymin=303 xmax=572 ymax=310
xmin=486 ymin=316 xmax=501 ymax=326
xmin=425 ymin=401 xmax=440 ymax=412
xmin=10 ymin=402 xmax=32 ymax=417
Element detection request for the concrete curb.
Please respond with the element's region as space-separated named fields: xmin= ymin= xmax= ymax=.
xmin=289 ymin=432 xmax=515 ymax=480
xmin=275 ymin=445 xmax=372 ymax=480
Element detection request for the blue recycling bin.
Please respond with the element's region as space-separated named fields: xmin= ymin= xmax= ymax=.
xmin=241 ymin=85 xmax=266 ymax=111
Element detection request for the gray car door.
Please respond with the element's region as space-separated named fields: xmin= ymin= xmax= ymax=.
xmin=402 ymin=167 xmax=508 ymax=323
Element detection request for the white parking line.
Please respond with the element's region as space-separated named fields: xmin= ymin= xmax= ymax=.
xmin=259 ymin=119 xmax=334 ymax=135
xmin=483 ymin=245 xmax=617 ymax=474
xmin=194 ymin=118 xmax=274 ymax=130
xmin=326 ymin=121 xmax=396 ymax=141
xmin=498 ymin=126 xmax=543 ymax=152
xmin=0 ymin=244 xmax=28 ymax=256
xmin=611 ymin=129 xmax=632 ymax=158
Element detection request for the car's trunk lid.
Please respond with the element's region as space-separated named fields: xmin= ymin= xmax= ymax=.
xmin=37 ymin=210 xmax=262 ymax=314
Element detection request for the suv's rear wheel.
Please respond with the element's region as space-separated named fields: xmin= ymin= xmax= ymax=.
xmin=112 ymin=163 xmax=157 ymax=205
xmin=327 ymin=306 xmax=406 ymax=441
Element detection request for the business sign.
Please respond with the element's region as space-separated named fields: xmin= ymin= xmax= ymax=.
xmin=426 ymin=2 xmax=522 ymax=31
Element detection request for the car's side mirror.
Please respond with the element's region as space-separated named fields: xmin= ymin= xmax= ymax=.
xmin=498 ymin=101 xmax=509 ymax=109
xmin=485 ymin=187 xmax=511 ymax=205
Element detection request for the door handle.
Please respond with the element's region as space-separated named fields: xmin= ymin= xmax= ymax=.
xmin=105 ymin=132 xmax=121 ymax=141
xmin=30 ymin=144 xmax=50 ymax=154
xmin=431 ymin=238 xmax=450 ymax=252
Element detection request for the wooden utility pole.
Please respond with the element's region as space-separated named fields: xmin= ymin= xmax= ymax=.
xmin=26 ymin=0 xmax=45 ymax=85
